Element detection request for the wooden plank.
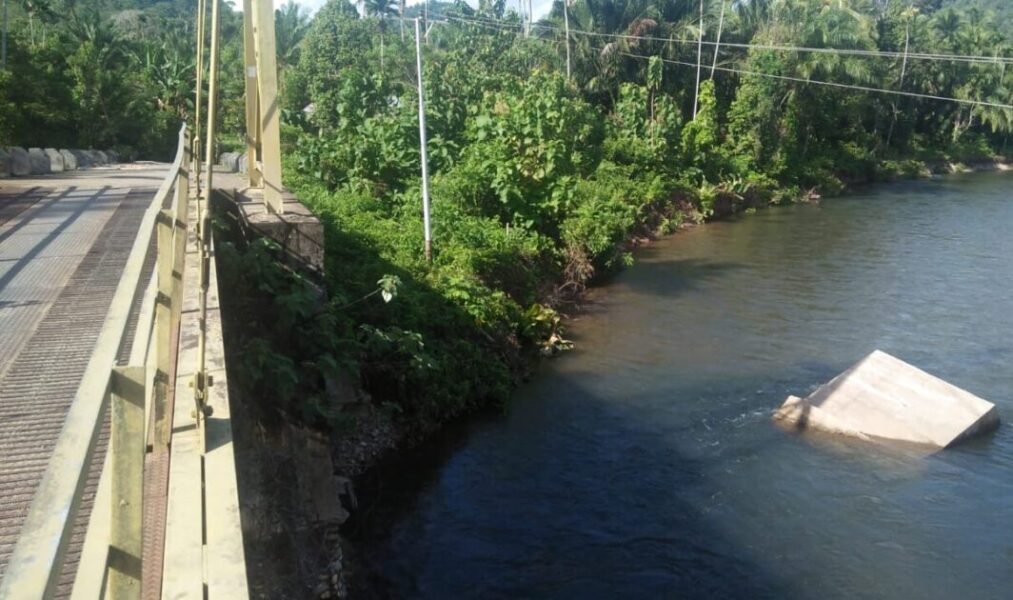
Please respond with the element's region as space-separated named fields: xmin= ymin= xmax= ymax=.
xmin=202 ymin=238 xmax=250 ymax=599
xmin=160 ymin=203 xmax=205 ymax=600
xmin=68 ymin=453 xmax=111 ymax=600
xmin=152 ymin=210 xmax=175 ymax=450
xmin=108 ymin=366 xmax=146 ymax=600
xmin=143 ymin=151 xmax=191 ymax=600
xmin=73 ymin=254 xmax=159 ymax=600
xmin=252 ymin=0 xmax=284 ymax=214
xmin=170 ymin=168 xmax=191 ymax=338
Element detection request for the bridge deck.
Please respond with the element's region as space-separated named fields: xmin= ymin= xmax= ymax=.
xmin=0 ymin=165 xmax=169 ymax=592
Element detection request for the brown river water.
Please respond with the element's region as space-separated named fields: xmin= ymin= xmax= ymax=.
xmin=350 ymin=172 xmax=1013 ymax=599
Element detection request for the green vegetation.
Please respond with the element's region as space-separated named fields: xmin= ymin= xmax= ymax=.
xmin=4 ymin=0 xmax=1009 ymax=435
xmin=270 ymin=0 xmax=1012 ymax=432
xmin=0 ymin=0 xmax=310 ymax=158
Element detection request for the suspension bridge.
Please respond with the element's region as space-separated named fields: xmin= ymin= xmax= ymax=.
xmin=0 ymin=1 xmax=1010 ymax=598
xmin=0 ymin=0 xmax=289 ymax=597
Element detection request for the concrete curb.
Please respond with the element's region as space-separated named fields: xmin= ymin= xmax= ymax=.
xmin=8 ymin=148 xmax=30 ymax=176
xmin=60 ymin=150 xmax=78 ymax=171
xmin=218 ymin=152 xmax=240 ymax=173
xmin=44 ymin=148 xmax=65 ymax=173
xmin=27 ymin=148 xmax=51 ymax=175
xmin=1 ymin=147 xmax=123 ymax=177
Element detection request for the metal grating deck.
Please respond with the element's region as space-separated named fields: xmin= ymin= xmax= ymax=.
xmin=0 ymin=177 xmax=162 ymax=593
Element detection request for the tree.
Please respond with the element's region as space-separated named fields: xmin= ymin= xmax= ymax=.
xmin=364 ymin=0 xmax=398 ymax=74
xmin=275 ymin=0 xmax=310 ymax=74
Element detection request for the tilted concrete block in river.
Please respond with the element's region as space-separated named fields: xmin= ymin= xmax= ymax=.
xmin=774 ymin=350 xmax=999 ymax=449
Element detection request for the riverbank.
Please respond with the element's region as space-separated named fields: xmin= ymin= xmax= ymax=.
xmin=320 ymin=154 xmax=1011 ymax=597
xmin=340 ymin=170 xmax=1013 ymax=598
xmin=220 ymin=152 xmax=1008 ymax=597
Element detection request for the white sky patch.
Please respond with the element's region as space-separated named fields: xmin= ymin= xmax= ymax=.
xmin=284 ymin=0 xmax=555 ymax=19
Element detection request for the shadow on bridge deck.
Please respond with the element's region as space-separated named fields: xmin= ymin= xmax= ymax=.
xmin=0 ymin=167 xmax=167 ymax=593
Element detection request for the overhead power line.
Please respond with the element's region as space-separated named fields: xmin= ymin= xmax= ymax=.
xmin=444 ymin=13 xmax=1013 ymax=66
xmin=439 ymin=15 xmax=1012 ymax=111
xmin=616 ymin=49 xmax=1013 ymax=111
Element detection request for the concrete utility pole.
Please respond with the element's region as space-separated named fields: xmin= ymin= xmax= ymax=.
xmin=899 ymin=19 xmax=911 ymax=89
xmin=998 ymin=47 xmax=1007 ymax=87
xmin=693 ymin=0 xmax=704 ymax=119
xmin=710 ymin=0 xmax=725 ymax=79
xmin=564 ymin=0 xmax=571 ymax=80
xmin=414 ymin=18 xmax=433 ymax=262
xmin=3 ymin=0 xmax=8 ymax=71
xmin=886 ymin=17 xmax=911 ymax=148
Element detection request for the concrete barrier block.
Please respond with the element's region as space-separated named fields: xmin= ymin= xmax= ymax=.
xmin=28 ymin=148 xmax=51 ymax=174
xmin=60 ymin=149 xmax=77 ymax=171
xmin=8 ymin=148 xmax=30 ymax=176
xmin=71 ymin=149 xmax=93 ymax=168
xmin=44 ymin=148 xmax=65 ymax=173
xmin=0 ymin=148 xmax=10 ymax=177
xmin=775 ymin=350 xmax=999 ymax=450
xmin=219 ymin=152 xmax=240 ymax=172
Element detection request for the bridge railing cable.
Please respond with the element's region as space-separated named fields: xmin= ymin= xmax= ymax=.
xmin=0 ymin=123 xmax=192 ymax=600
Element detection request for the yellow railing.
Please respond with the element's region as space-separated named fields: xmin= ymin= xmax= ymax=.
xmin=0 ymin=123 xmax=192 ymax=599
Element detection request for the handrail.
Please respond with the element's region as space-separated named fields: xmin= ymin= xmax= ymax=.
xmin=0 ymin=123 xmax=191 ymax=599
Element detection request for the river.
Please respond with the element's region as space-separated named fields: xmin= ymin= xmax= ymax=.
xmin=349 ymin=172 xmax=1013 ymax=599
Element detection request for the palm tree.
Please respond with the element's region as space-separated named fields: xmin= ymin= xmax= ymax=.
xmin=364 ymin=0 xmax=398 ymax=74
xmin=275 ymin=1 xmax=310 ymax=80
xmin=135 ymin=42 xmax=193 ymax=120
xmin=18 ymin=0 xmax=55 ymax=46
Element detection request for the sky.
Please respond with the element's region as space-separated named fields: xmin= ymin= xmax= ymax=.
xmin=286 ymin=0 xmax=555 ymax=20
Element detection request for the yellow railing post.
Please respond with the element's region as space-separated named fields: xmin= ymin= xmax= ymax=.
xmin=252 ymin=0 xmax=284 ymax=214
xmin=193 ymin=0 xmax=206 ymax=197
xmin=194 ymin=0 xmax=222 ymax=434
xmin=242 ymin=0 xmax=262 ymax=188
xmin=107 ymin=367 xmax=146 ymax=600
xmin=172 ymin=131 xmax=191 ymax=337
xmin=152 ymin=208 xmax=175 ymax=449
